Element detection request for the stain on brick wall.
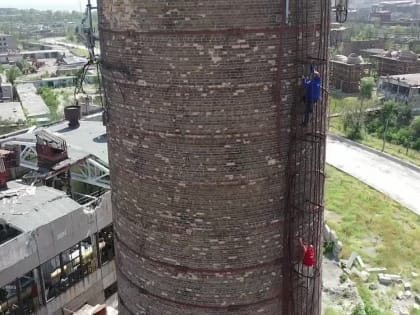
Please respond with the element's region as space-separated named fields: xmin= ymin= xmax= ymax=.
xmin=98 ymin=0 xmax=329 ymax=314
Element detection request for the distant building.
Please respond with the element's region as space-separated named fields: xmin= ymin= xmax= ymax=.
xmin=360 ymin=48 xmax=388 ymax=60
xmin=343 ymin=39 xmax=386 ymax=56
xmin=370 ymin=5 xmax=392 ymax=23
xmin=330 ymin=54 xmax=372 ymax=93
xmin=0 ymin=34 xmax=17 ymax=53
xmin=372 ymin=50 xmax=420 ymax=77
xmin=0 ymin=50 xmax=62 ymax=65
xmin=15 ymin=83 xmax=50 ymax=123
xmin=0 ymin=82 xmax=13 ymax=101
xmin=330 ymin=23 xmax=350 ymax=47
xmin=378 ymin=73 xmax=420 ymax=104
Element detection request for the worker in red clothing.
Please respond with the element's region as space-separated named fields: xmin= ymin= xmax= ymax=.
xmin=302 ymin=66 xmax=322 ymax=126
xmin=300 ymin=238 xmax=316 ymax=267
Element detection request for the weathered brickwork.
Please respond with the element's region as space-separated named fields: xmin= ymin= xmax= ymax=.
xmin=374 ymin=55 xmax=420 ymax=77
xmin=98 ymin=0 xmax=329 ymax=314
xmin=330 ymin=61 xmax=372 ymax=93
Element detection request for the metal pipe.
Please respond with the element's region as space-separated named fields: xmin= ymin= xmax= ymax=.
xmin=285 ymin=0 xmax=290 ymax=24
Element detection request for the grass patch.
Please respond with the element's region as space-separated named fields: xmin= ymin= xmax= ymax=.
xmin=325 ymin=165 xmax=420 ymax=275
xmin=324 ymin=307 xmax=343 ymax=315
xmin=411 ymin=308 xmax=420 ymax=315
xmin=329 ymin=94 xmax=359 ymax=114
xmin=360 ymin=134 xmax=420 ymax=167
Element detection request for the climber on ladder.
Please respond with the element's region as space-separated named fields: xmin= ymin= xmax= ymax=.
xmin=300 ymin=238 xmax=316 ymax=267
xmin=302 ymin=65 xmax=322 ymax=126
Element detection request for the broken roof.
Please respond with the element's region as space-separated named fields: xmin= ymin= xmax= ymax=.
xmin=0 ymin=181 xmax=82 ymax=233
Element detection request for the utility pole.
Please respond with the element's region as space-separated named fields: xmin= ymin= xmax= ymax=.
xmin=382 ymin=118 xmax=389 ymax=152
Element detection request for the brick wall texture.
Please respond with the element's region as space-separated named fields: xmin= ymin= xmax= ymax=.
xmin=330 ymin=61 xmax=371 ymax=93
xmin=98 ymin=0 xmax=329 ymax=314
xmin=374 ymin=56 xmax=420 ymax=77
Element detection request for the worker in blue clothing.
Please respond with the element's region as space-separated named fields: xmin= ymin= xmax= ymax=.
xmin=302 ymin=68 xmax=322 ymax=126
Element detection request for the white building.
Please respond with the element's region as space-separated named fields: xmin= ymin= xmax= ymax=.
xmin=378 ymin=73 xmax=420 ymax=106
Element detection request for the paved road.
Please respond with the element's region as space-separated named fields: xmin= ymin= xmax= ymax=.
xmin=326 ymin=135 xmax=420 ymax=216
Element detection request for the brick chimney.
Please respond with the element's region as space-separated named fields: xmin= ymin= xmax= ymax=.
xmin=0 ymin=157 xmax=7 ymax=189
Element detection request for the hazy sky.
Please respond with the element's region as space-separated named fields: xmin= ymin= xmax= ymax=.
xmin=0 ymin=0 xmax=97 ymax=11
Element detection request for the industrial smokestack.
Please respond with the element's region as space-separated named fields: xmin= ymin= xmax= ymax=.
xmin=98 ymin=0 xmax=329 ymax=314
xmin=64 ymin=105 xmax=81 ymax=129
xmin=0 ymin=157 xmax=7 ymax=190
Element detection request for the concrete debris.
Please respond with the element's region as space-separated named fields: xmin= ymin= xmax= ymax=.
xmin=415 ymin=295 xmax=420 ymax=305
xmin=323 ymin=224 xmax=343 ymax=258
xmin=334 ymin=240 xmax=343 ymax=257
xmin=331 ymin=230 xmax=338 ymax=242
xmin=412 ymin=272 xmax=418 ymax=278
xmin=355 ymin=256 xmax=365 ymax=269
xmin=378 ymin=273 xmax=402 ymax=284
xmin=347 ymin=252 xmax=359 ymax=269
xmin=366 ymin=267 xmax=387 ymax=273
xmin=388 ymin=274 xmax=403 ymax=283
xmin=368 ymin=283 xmax=378 ymax=290
xmin=399 ymin=308 xmax=409 ymax=315
xmin=403 ymin=290 xmax=412 ymax=299
xmin=396 ymin=290 xmax=412 ymax=300
xmin=324 ymin=224 xmax=331 ymax=240
xmin=378 ymin=273 xmax=393 ymax=285
xmin=351 ymin=268 xmax=369 ymax=282
xmin=403 ymin=282 xmax=411 ymax=290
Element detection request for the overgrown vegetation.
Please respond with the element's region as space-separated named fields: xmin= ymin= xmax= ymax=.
xmin=325 ymin=166 xmax=420 ymax=314
xmin=411 ymin=308 xmax=420 ymax=315
xmin=365 ymin=100 xmax=419 ymax=153
xmin=354 ymin=284 xmax=388 ymax=315
xmin=37 ymin=87 xmax=60 ymax=121
xmin=329 ymin=74 xmax=420 ymax=165
xmin=341 ymin=77 xmax=375 ymax=140
xmin=5 ymin=66 xmax=22 ymax=85
xmin=350 ymin=23 xmax=379 ymax=40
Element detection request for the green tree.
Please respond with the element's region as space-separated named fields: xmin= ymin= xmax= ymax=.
xmin=360 ymin=77 xmax=375 ymax=101
xmin=342 ymin=78 xmax=376 ymax=140
xmin=16 ymin=59 xmax=32 ymax=75
xmin=396 ymin=127 xmax=415 ymax=155
xmin=5 ymin=66 xmax=22 ymax=85
xmin=380 ymin=100 xmax=397 ymax=151
xmin=341 ymin=98 xmax=365 ymax=140
xmin=351 ymin=304 xmax=365 ymax=315
xmin=411 ymin=117 xmax=420 ymax=150
xmin=37 ymin=87 xmax=59 ymax=120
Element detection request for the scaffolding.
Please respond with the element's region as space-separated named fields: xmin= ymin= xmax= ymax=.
xmin=283 ymin=0 xmax=332 ymax=314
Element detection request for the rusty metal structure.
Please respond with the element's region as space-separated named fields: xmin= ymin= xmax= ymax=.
xmin=98 ymin=0 xmax=330 ymax=313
